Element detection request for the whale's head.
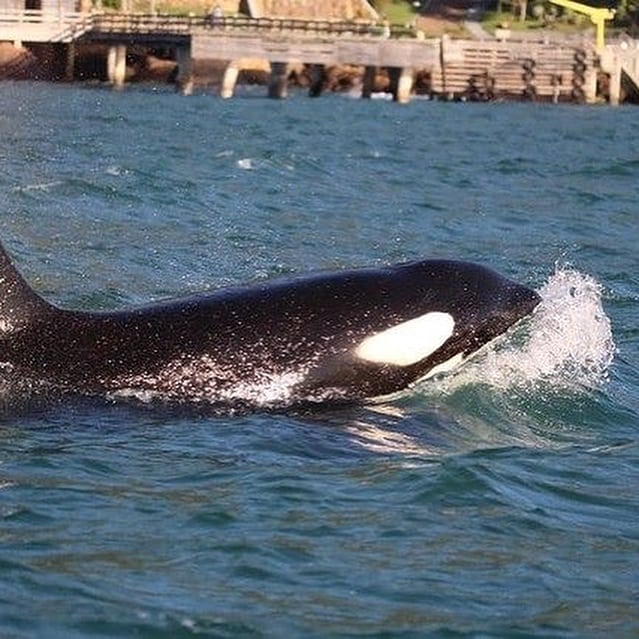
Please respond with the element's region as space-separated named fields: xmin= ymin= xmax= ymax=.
xmin=319 ymin=260 xmax=542 ymax=397
xmin=358 ymin=260 xmax=540 ymax=372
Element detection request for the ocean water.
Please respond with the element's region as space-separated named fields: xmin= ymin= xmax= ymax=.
xmin=0 ymin=82 xmax=637 ymax=637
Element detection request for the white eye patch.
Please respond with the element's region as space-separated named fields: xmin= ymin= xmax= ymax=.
xmin=355 ymin=312 xmax=455 ymax=367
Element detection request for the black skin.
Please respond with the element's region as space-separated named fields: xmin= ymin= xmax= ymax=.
xmin=0 ymin=241 xmax=541 ymax=404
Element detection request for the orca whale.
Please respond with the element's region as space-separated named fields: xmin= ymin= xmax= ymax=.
xmin=0 ymin=237 xmax=540 ymax=407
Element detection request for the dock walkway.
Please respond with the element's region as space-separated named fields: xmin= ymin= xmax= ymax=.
xmin=1 ymin=9 xmax=638 ymax=103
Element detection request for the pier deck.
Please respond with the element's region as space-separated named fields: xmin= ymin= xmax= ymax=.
xmin=1 ymin=10 xmax=637 ymax=103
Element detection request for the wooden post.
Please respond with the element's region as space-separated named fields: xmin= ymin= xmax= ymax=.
xmin=584 ymin=62 xmax=597 ymax=104
xmin=115 ymin=45 xmax=126 ymax=89
xmin=175 ymin=44 xmax=194 ymax=96
xmin=65 ymin=42 xmax=75 ymax=82
xmin=107 ymin=44 xmax=127 ymax=89
xmin=268 ymin=61 xmax=288 ymax=99
xmin=308 ymin=63 xmax=324 ymax=97
xmin=396 ymin=67 xmax=414 ymax=104
xmin=440 ymin=35 xmax=449 ymax=98
xmin=220 ymin=61 xmax=239 ymax=99
xmin=609 ymin=54 xmax=621 ymax=105
xmin=362 ymin=65 xmax=376 ymax=98
xmin=107 ymin=45 xmax=116 ymax=84
xmin=388 ymin=67 xmax=399 ymax=99
xmin=388 ymin=66 xmax=413 ymax=104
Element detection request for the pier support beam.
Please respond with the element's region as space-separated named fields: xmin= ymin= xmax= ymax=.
xmin=221 ymin=61 xmax=239 ymax=99
xmin=107 ymin=44 xmax=127 ymax=89
xmin=220 ymin=58 xmax=270 ymax=98
xmin=107 ymin=46 xmax=116 ymax=84
xmin=388 ymin=66 xmax=414 ymax=104
xmin=609 ymin=55 xmax=622 ymax=105
xmin=175 ymin=44 xmax=194 ymax=96
xmin=65 ymin=42 xmax=75 ymax=82
xmin=584 ymin=64 xmax=597 ymax=104
xmin=268 ymin=62 xmax=288 ymax=99
xmin=308 ymin=64 xmax=324 ymax=97
xmin=362 ymin=65 xmax=376 ymax=98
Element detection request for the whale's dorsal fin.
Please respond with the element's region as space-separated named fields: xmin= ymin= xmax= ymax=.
xmin=0 ymin=240 xmax=54 ymax=334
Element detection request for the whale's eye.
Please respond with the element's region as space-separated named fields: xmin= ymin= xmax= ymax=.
xmin=355 ymin=312 xmax=455 ymax=367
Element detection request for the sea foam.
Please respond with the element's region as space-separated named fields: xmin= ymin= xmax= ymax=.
xmin=437 ymin=266 xmax=616 ymax=394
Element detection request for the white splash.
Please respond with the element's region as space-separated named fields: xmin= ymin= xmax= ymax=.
xmin=214 ymin=370 xmax=305 ymax=405
xmin=13 ymin=181 xmax=62 ymax=193
xmin=111 ymin=355 xmax=306 ymax=407
xmin=236 ymin=158 xmax=254 ymax=170
xmin=105 ymin=165 xmax=129 ymax=176
xmin=437 ymin=266 xmax=616 ymax=393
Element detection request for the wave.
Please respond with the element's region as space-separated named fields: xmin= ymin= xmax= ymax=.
xmin=433 ymin=266 xmax=616 ymax=395
xmin=350 ymin=266 xmax=621 ymax=456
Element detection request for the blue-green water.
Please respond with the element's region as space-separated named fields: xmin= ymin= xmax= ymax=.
xmin=0 ymin=82 xmax=638 ymax=637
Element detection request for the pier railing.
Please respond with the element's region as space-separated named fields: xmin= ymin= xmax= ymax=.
xmin=0 ymin=10 xmax=417 ymax=42
xmin=0 ymin=9 xmax=81 ymax=24
xmin=92 ymin=13 xmax=194 ymax=36
xmin=90 ymin=13 xmax=415 ymax=38
xmin=2 ymin=9 xmax=626 ymax=103
xmin=0 ymin=9 xmax=93 ymax=42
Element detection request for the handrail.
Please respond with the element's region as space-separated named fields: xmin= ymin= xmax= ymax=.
xmin=201 ymin=14 xmax=379 ymax=35
xmin=0 ymin=10 xmax=418 ymax=40
xmin=0 ymin=9 xmax=88 ymax=23
xmin=91 ymin=13 xmax=417 ymax=39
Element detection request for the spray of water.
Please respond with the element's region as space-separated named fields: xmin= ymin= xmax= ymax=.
xmin=437 ymin=266 xmax=616 ymax=394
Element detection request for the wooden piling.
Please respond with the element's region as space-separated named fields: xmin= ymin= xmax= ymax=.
xmin=107 ymin=44 xmax=127 ymax=89
xmin=268 ymin=61 xmax=288 ymax=99
xmin=175 ymin=44 xmax=194 ymax=96
xmin=388 ymin=66 xmax=414 ymax=104
xmin=362 ymin=65 xmax=376 ymax=99
xmin=12 ymin=12 xmax=606 ymax=104
xmin=308 ymin=63 xmax=324 ymax=97
xmin=221 ymin=61 xmax=239 ymax=99
xmin=609 ymin=55 xmax=622 ymax=106
xmin=65 ymin=42 xmax=75 ymax=82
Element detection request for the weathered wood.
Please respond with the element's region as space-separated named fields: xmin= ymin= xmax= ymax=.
xmin=0 ymin=10 xmax=608 ymax=103
xmin=601 ymin=44 xmax=639 ymax=104
xmin=107 ymin=43 xmax=126 ymax=88
xmin=175 ymin=43 xmax=194 ymax=95
xmin=220 ymin=61 xmax=239 ymax=98
xmin=0 ymin=10 xmax=92 ymax=43
xmin=431 ymin=40 xmax=597 ymax=102
xmin=362 ymin=65 xmax=375 ymax=98
xmin=191 ymin=32 xmax=441 ymax=68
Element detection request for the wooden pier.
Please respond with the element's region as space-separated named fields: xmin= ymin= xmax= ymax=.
xmin=1 ymin=10 xmax=638 ymax=104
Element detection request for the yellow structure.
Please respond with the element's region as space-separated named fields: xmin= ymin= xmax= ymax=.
xmin=548 ymin=0 xmax=615 ymax=50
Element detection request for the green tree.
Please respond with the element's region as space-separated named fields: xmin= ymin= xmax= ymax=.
xmin=615 ymin=0 xmax=639 ymax=29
